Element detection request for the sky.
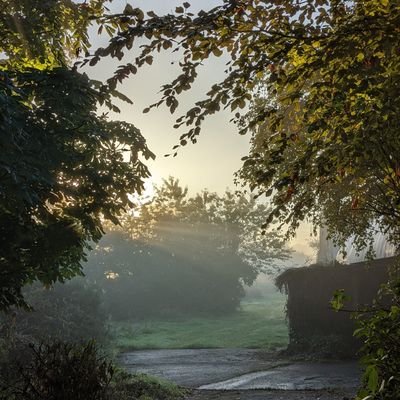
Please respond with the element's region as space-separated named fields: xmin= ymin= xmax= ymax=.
xmin=88 ymin=0 xmax=249 ymax=195
xmin=86 ymin=0 xmax=316 ymax=259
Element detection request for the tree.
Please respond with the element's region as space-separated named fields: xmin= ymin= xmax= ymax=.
xmin=86 ymin=2 xmax=400 ymax=397
xmin=0 ymin=1 xmax=154 ymax=309
xmin=125 ymin=177 xmax=291 ymax=273
xmin=90 ymin=0 xmax=400 ymax=250
xmin=84 ymin=178 xmax=290 ymax=318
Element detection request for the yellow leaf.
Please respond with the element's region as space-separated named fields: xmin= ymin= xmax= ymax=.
xmin=312 ymin=41 xmax=320 ymax=49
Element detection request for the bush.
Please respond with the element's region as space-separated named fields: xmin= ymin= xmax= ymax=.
xmin=0 ymin=281 xmax=109 ymax=345
xmin=354 ymin=266 xmax=400 ymax=399
xmin=111 ymin=370 xmax=188 ymax=400
xmin=0 ymin=341 xmax=114 ymax=400
xmin=0 ymin=341 xmax=187 ymax=400
xmin=84 ymin=232 xmax=251 ymax=320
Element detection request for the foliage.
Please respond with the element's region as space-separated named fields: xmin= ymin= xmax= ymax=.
xmin=86 ymin=231 xmax=252 ymax=318
xmin=0 ymin=0 xmax=154 ymax=309
xmin=353 ymin=267 xmax=400 ymax=400
xmin=125 ymin=177 xmax=291 ymax=273
xmin=0 ymin=281 xmax=109 ymax=345
xmin=89 ymin=4 xmax=400 ymax=393
xmin=330 ymin=289 xmax=352 ymax=313
xmin=111 ymin=371 xmax=188 ymax=400
xmin=0 ymin=340 xmax=114 ymax=400
xmin=84 ymin=178 xmax=290 ymax=319
xmin=2 ymin=0 xmax=107 ymax=66
xmin=90 ymin=0 xmax=400 ymax=248
xmin=0 ymin=340 xmax=187 ymax=400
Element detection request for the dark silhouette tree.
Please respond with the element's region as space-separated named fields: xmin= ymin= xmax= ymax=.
xmin=0 ymin=0 xmax=154 ymax=308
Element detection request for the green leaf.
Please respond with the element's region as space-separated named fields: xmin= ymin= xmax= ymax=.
xmin=124 ymin=4 xmax=134 ymax=15
xmin=357 ymin=53 xmax=365 ymax=62
xmin=366 ymin=365 xmax=379 ymax=394
xmin=111 ymin=90 xmax=133 ymax=104
xmin=330 ymin=289 xmax=351 ymax=312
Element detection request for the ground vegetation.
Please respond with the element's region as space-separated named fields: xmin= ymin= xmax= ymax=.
xmin=0 ymin=340 xmax=186 ymax=400
xmin=0 ymin=281 xmax=109 ymax=346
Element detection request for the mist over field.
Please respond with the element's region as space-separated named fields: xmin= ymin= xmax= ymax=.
xmin=6 ymin=177 xmax=312 ymax=354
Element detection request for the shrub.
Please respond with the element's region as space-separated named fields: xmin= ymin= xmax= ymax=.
xmin=84 ymin=232 xmax=251 ymax=320
xmin=0 ymin=281 xmax=109 ymax=345
xmin=0 ymin=341 xmax=114 ymax=400
xmin=110 ymin=370 xmax=188 ymax=400
xmin=354 ymin=265 xmax=400 ymax=399
xmin=0 ymin=340 xmax=187 ymax=400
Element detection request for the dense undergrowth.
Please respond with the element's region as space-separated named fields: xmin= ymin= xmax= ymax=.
xmin=0 ymin=280 xmax=188 ymax=400
xmin=0 ymin=340 xmax=187 ymax=400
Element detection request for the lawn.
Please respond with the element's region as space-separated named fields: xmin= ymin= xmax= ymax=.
xmin=111 ymin=290 xmax=288 ymax=351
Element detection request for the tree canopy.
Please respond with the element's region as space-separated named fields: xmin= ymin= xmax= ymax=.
xmin=87 ymin=2 xmax=400 ymax=397
xmin=0 ymin=0 xmax=154 ymax=309
xmin=121 ymin=177 xmax=291 ymax=273
xmin=90 ymin=0 xmax=400 ymax=252
xmin=84 ymin=178 xmax=290 ymax=318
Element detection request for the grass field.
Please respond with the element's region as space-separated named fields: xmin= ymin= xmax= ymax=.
xmin=111 ymin=289 xmax=288 ymax=351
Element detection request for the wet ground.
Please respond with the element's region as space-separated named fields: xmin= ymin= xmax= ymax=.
xmin=187 ymin=389 xmax=354 ymax=400
xmin=119 ymin=349 xmax=360 ymax=399
xmin=119 ymin=349 xmax=282 ymax=387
